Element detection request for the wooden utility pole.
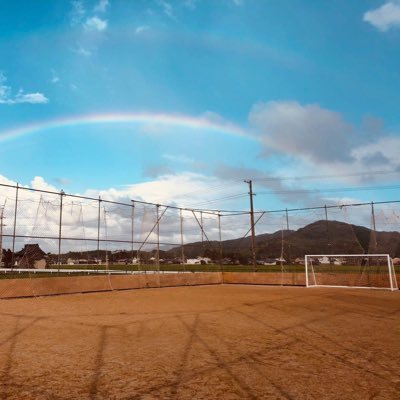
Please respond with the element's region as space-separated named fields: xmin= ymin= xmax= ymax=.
xmin=245 ymin=180 xmax=257 ymax=271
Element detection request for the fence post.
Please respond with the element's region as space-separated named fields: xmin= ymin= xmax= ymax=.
xmin=324 ymin=205 xmax=331 ymax=254
xmin=200 ymin=211 xmax=204 ymax=256
xmin=0 ymin=207 xmax=4 ymax=267
xmin=103 ymin=209 xmax=109 ymax=269
xmin=11 ymin=183 xmax=19 ymax=269
xmin=131 ymin=200 xmax=135 ymax=271
xmin=58 ymin=190 xmax=65 ymax=268
xmin=180 ymin=208 xmax=185 ymax=271
xmin=156 ymin=204 xmax=160 ymax=272
xmin=371 ymin=202 xmax=377 ymax=253
xmin=218 ymin=213 xmax=223 ymax=273
xmin=97 ymin=196 xmax=101 ymax=266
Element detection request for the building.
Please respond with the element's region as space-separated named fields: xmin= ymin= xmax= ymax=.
xmin=15 ymin=244 xmax=47 ymax=269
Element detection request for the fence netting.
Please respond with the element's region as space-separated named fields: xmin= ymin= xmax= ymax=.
xmin=0 ymin=183 xmax=399 ymax=296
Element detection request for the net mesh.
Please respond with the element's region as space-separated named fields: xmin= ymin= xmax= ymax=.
xmin=0 ymin=182 xmax=399 ymax=298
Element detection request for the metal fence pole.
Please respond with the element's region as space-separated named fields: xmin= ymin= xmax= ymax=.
xmin=131 ymin=200 xmax=135 ymax=270
xmin=11 ymin=183 xmax=19 ymax=269
xmin=218 ymin=213 xmax=223 ymax=272
xmin=156 ymin=204 xmax=160 ymax=271
xmin=324 ymin=205 xmax=330 ymax=254
xmin=180 ymin=208 xmax=185 ymax=271
xmin=58 ymin=190 xmax=65 ymax=269
xmin=97 ymin=196 xmax=101 ymax=266
xmin=285 ymin=209 xmax=291 ymax=263
xmin=200 ymin=211 xmax=204 ymax=256
xmin=0 ymin=207 xmax=4 ymax=267
xmin=371 ymin=201 xmax=377 ymax=253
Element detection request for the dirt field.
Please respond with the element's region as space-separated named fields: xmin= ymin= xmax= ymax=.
xmin=0 ymin=285 xmax=399 ymax=399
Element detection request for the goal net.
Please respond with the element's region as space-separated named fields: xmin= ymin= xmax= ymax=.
xmin=305 ymin=254 xmax=398 ymax=290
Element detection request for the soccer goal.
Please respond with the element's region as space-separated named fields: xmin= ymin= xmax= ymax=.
xmin=305 ymin=254 xmax=398 ymax=291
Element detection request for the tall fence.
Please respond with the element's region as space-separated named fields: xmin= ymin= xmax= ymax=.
xmin=0 ymin=182 xmax=400 ymax=273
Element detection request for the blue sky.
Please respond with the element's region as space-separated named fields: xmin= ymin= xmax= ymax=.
xmin=0 ymin=0 xmax=400 ymax=212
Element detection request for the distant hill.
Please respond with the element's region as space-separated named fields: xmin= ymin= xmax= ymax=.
xmin=167 ymin=220 xmax=400 ymax=261
xmin=51 ymin=220 xmax=400 ymax=263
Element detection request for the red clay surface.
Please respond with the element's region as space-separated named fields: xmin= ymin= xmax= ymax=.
xmin=0 ymin=285 xmax=399 ymax=399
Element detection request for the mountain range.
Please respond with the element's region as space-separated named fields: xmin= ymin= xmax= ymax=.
xmin=57 ymin=220 xmax=400 ymax=263
xmin=167 ymin=220 xmax=400 ymax=261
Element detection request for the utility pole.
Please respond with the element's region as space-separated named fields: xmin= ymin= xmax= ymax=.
xmin=244 ymin=180 xmax=257 ymax=271
xmin=285 ymin=208 xmax=291 ymax=263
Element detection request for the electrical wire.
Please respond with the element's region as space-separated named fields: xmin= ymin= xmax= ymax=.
xmin=182 ymin=192 xmax=248 ymax=208
xmin=256 ymin=184 xmax=400 ymax=196
xmin=253 ymin=169 xmax=400 ymax=182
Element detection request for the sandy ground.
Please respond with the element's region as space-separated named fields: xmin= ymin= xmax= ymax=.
xmin=0 ymin=285 xmax=399 ymax=400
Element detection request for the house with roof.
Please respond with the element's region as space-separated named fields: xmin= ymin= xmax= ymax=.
xmin=15 ymin=244 xmax=48 ymax=269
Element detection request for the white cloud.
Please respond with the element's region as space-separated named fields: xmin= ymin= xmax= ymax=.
xmin=0 ymin=172 xmax=230 ymax=214
xmin=0 ymin=174 xmax=17 ymax=186
xmin=94 ymin=0 xmax=109 ymax=13
xmin=70 ymin=0 xmax=109 ymax=33
xmin=352 ymin=136 xmax=400 ymax=168
xmin=75 ymin=45 xmax=92 ymax=56
xmin=54 ymin=177 xmax=72 ymax=186
xmin=50 ymin=69 xmax=60 ymax=84
xmin=30 ymin=176 xmax=60 ymax=192
xmin=157 ymin=0 xmax=175 ymax=19
xmin=363 ymin=1 xmax=400 ymax=31
xmin=1 ymin=171 xmax=396 ymax=254
xmin=0 ymin=72 xmax=48 ymax=105
xmin=249 ymin=101 xmax=354 ymax=164
xmin=135 ymin=25 xmax=150 ymax=34
xmin=143 ymin=165 xmax=174 ymax=179
xmin=0 ymin=72 xmax=12 ymax=103
xmin=84 ymin=16 xmax=108 ymax=31
xmin=183 ymin=0 xmax=198 ymax=9
xmin=70 ymin=0 xmax=86 ymax=26
xmin=14 ymin=91 xmax=49 ymax=104
xmin=162 ymin=154 xmax=194 ymax=164
xmin=247 ymin=100 xmax=400 ymax=187
xmin=0 ymin=173 xmax=235 ymax=252
xmin=85 ymin=172 xmax=217 ymax=208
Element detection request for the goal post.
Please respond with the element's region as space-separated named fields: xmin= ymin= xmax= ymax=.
xmin=305 ymin=254 xmax=398 ymax=291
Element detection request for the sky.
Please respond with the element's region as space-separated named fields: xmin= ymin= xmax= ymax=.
xmin=1 ymin=0 xmax=400 ymax=214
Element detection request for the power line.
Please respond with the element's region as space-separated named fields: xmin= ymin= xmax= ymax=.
xmin=183 ymin=192 xmax=248 ymax=208
xmin=256 ymin=184 xmax=400 ymax=196
xmin=253 ymin=170 xmax=400 ymax=182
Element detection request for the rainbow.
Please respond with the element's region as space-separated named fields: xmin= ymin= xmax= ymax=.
xmin=0 ymin=112 xmax=251 ymax=142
